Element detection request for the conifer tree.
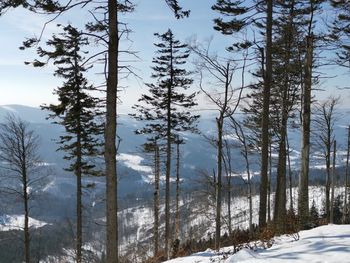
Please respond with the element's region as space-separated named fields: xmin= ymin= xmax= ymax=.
xmin=36 ymin=25 xmax=103 ymax=263
xmin=132 ymin=29 xmax=199 ymax=258
xmin=272 ymin=0 xmax=304 ymax=233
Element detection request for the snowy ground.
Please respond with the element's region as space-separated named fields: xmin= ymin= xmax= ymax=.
xmin=163 ymin=224 xmax=350 ymax=263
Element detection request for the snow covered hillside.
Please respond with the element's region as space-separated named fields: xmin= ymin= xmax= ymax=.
xmin=163 ymin=224 xmax=350 ymax=263
xmin=0 ymin=215 xmax=47 ymax=231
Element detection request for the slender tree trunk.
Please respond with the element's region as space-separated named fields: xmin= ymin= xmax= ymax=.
xmin=259 ymin=0 xmax=273 ymax=229
xmin=154 ymin=144 xmax=160 ymax=256
xmin=223 ymin=139 xmax=233 ymax=236
xmin=326 ymin=142 xmax=331 ymax=223
xmin=298 ymin=34 xmax=313 ymax=228
xmin=76 ymin=132 xmax=83 ymax=263
xmin=105 ymin=0 xmax=118 ymax=261
xmin=286 ymin=132 xmax=293 ymax=212
xmin=175 ymin=141 xmax=180 ymax=240
xmin=330 ymin=140 xmax=336 ymax=224
xmin=243 ymin=137 xmax=253 ymax=236
xmin=268 ymin=143 xmax=272 ymax=223
xmin=227 ymin=181 xmax=232 ymax=236
xmin=215 ymin=116 xmax=223 ymax=251
xmin=234 ymin=118 xmax=253 ymax=236
xmin=343 ymin=127 xmax=350 ymax=223
xmin=23 ymin=167 xmax=30 ymax=263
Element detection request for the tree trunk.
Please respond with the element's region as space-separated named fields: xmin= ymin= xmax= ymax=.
xmin=105 ymin=0 xmax=119 ymax=261
xmin=227 ymin=182 xmax=232 ymax=236
xmin=215 ymin=116 xmax=223 ymax=251
xmin=298 ymin=34 xmax=313 ymax=228
xmin=274 ymin=114 xmax=287 ymax=233
xmin=244 ymin=137 xmax=253 ymax=236
xmin=268 ymin=143 xmax=272 ymax=223
xmin=326 ymin=141 xmax=331 ymax=223
xmin=286 ymin=132 xmax=293 ymax=212
xmin=175 ymin=141 xmax=180 ymax=240
xmin=23 ymin=167 xmax=30 ymax=263
xmin=154 ymin=144 xmax=160 ymax=256
xmin=76 ymin=131 xmax=83 ymax=263
xmin=259 ymin=0 xmax=273 ymax=229
xmin=330 ymin=140 xmax=336 ymax=224
xmin=343 ymin=127 xmax=350 ymax=223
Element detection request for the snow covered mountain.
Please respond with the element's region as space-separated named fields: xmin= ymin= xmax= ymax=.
xmin=1 ymin=104 xmax=350 ymax=199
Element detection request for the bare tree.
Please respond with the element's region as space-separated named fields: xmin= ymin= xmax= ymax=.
xmin=230 ymin=118 xmax=254 ymax=237
xmin=313 ymin=96 xmax=339 ymax=223
xmin=0 ymin=115 xmax=42 ymax=263
xmin=191 ymin=40 xmax=244 ymax=250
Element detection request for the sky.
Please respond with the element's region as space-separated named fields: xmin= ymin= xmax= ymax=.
xmin=0 ymin=0 xmax=349 ymax=113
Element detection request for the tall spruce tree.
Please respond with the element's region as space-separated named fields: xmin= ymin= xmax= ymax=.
xmin=132 ymin=29 xmax=199 ymax=258
xmin=272 ymin=0 xmax=303 ymax=233
xmin=37 ymin=25 xmax=103 ymax=263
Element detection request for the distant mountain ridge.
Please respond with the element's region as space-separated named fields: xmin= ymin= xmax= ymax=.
xmin=1 ymin=104 xmax=350 ymax=197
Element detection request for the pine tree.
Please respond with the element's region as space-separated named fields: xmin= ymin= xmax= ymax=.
xmin=37 ymin=25 xmax=103 ymax=263
xmin=132 ymin=29 xmax=199 ymax=258
xmin=272 ymin=0 xmax=304 ymax=233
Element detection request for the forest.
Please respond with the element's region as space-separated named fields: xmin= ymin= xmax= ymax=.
xmin=0 ymin=0 xmax=350 ymax=262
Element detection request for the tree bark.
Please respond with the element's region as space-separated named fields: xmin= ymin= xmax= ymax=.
xmin=298 ymin=34 xmax=313 ymax=228
xmin=287 ymin=132 xmax=293 ymax=212
xmin=326 ymin=133 xmax=331 ymax=223
xmin=274 ymin=113 xmax=287 ymax=233
xmin=215 ymin=116 xmax=223 ymax=251
xmin=175 ymin=141 xmax=180 ymax=240
xmin=105 ymin=0 xmax=119 ymax=261
xmin=154 ymin=144 xmax=160 ymax=256
xmin=268 ymin=143 xmax=272 ymax=223
xmin=330 ymin=140 xmax=336 ymax=224
xmin=259 ymin=0 xmax=273 ymax=229
xmin=23 ymin=166 xmax=30 ymax=263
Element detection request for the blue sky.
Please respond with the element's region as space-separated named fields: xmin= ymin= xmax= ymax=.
xmin=0 ymin=0 xmax=349 ymax=113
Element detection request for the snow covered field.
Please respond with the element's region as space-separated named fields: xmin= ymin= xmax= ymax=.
xmin=163 ymin=224 xmax=350 ymax=263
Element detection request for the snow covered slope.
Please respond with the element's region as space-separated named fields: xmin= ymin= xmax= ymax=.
xmin=163 ymin=224 xmax=350 ymax=263
xmin=0 ymin=215 xmax=47 ymax=231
